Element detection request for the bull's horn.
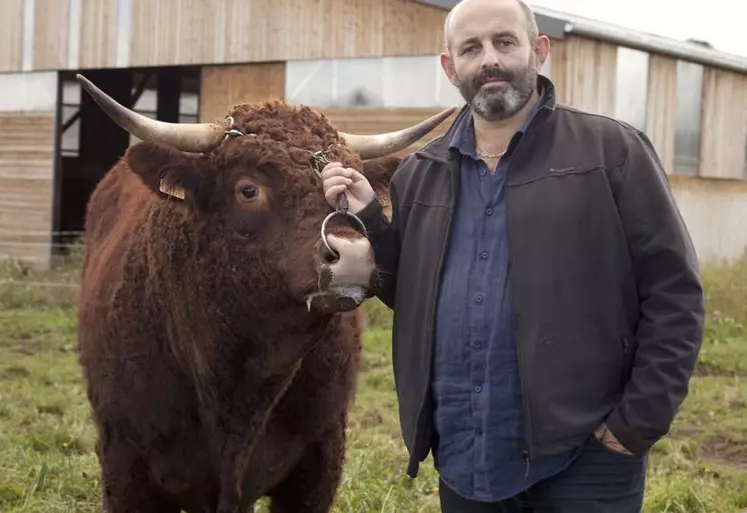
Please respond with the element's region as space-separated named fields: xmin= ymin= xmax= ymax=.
xmin=338 ymin=106 xmax=459 ymax=160
xmin=75 ymin=74 xmax=229 ymax=154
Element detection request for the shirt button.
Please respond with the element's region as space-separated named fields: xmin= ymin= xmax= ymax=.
xmin=480 ymin=251 xmax=488 ymax=259
xmin=485 ymin=208 xmax=493 ymax=216
xmin=474 ymin=385 xmax=482 ymax=393
xmin=475 ymin=294 xmax=483 ymax=303
xmin=473 ymin=340 xmax=482 ymax=348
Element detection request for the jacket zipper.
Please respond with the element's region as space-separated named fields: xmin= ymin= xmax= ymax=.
xmin=505 ymin=129 xmax=537 ymax=479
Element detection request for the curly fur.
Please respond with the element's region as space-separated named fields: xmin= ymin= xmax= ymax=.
xmin=77 ymin=100 xmax=400 ymax=513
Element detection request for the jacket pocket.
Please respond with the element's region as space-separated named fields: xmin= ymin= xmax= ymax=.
xmin=587 ymin=433 xmax=642 ymax=460
xmin=509 ymin=164 xmax=606 ymax=187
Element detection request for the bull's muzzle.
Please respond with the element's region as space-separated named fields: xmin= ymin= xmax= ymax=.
xmin=308 ymin=230 xmax=374 ymax=313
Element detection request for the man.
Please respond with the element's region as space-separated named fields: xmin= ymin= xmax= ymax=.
xmin=321 ymin=0 xmax=705 ymax=510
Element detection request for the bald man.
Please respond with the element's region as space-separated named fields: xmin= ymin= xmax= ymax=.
xmin=321 ymin=0 xmax=705 ymax=511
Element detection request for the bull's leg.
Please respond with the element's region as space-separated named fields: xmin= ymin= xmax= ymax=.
xmin=267 ymin=415 xmax=347 ymax=513
xmin=96 ymin=435 xmax=180 ymax=513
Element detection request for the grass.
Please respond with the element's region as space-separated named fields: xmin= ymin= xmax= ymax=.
xmin=0 ymin=249 xmax=746 ymax=512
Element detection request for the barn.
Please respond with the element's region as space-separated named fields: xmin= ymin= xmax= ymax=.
xmin=0 ymin=0 xmax=745 ymax=269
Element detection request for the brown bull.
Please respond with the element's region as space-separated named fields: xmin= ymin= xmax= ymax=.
xmin=74 ymin=73 xmax=455 ymax=513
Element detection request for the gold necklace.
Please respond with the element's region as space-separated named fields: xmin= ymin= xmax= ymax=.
xmin=476 ymin=148 xmax=506 ymax=159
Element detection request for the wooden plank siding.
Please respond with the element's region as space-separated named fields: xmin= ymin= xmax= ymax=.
xmin=0 ymin=0 xmax=24 ymax=72
xmin=197 ymin=62 xmax=455 ymax=155
xmin=199 ymin=63 xmax=287 ymax=122
xmin=127 ymin=0 xmax=447 ymax=67
xmin=549 ymin=35 xmax=618 ymax=117
xmin=79 ymin=0 xmax=120 ymax=69
xmin=0 ymin=112 xmax=57 ymax=268
xmin=698 ymin=67 xmax=747 ymax=180
xmin=33 ymin=0 xmax=71 ymax=70
xmin=645 ymin=54 xmax=678 ymax=174
xmin=0 ymin=0 xmax=449 ymax=72
xmin=320 ymin=107 xmax=458 ymax=155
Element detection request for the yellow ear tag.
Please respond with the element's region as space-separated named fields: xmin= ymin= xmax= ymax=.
xmin=158 ymin=179 xmax=186 ymax=200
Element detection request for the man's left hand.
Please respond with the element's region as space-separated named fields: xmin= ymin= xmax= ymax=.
xmin=594 ymin=423 xmax=633 ymax=455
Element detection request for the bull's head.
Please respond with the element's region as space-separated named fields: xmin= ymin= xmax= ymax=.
xmin=76 ymin=74 xmax=455 ymax=316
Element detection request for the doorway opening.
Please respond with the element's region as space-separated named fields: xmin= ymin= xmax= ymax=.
xmin=53 ymin=66 xmax=201 ymax=255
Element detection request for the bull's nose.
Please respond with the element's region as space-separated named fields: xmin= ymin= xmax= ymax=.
xmin=318 ymin=235 xmax=342 ymax=265
xmin=319 ymin=234 xmax=372 ymax=266
xmin=316 ymin=234 xmax=373 ymax=287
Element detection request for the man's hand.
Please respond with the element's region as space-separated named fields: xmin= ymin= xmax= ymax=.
xmin=594 ymin=422 xmax=633 ymax=455
xmin=320 ymin=161 xmax=376 ymax=215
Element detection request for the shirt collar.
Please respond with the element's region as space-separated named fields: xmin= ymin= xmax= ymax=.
xmin=449 ymin=86 xmax=546 ymax=158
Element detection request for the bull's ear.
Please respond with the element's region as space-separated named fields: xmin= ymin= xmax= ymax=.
xmin=362 ymin=155 xmax=401 ymax=218
xmin=125 ymin=141 xmax=207 ymax=210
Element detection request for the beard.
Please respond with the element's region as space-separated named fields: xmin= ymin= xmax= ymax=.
xmin=454 ymin=59 xmax=538 ymax=122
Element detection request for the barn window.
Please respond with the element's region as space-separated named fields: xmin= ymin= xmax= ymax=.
xmin=286 ymin=56 xmax=464 ymax=108
xmin=673 ymin=60 xmax=704 ymax=175
xmin=614 ymin=46 xmax=649 ymax=131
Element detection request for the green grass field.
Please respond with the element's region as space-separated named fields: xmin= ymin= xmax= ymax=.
xmin=1 ymin=246 xmax=746 ymax=512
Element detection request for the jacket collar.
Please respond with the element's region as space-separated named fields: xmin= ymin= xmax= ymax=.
xmin=415 ymin=74 xmax=557 ymax=164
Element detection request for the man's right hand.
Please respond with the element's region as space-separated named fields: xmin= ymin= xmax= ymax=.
xmin=320 ymin=162 xmax=375 ymax=215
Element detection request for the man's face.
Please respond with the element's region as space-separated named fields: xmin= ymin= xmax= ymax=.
xmin=441 ymin=0 xmax=548 ymax=122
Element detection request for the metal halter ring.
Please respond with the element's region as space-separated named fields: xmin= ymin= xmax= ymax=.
xmin=320 ymin=210 xmax=368 ymax=258
xmin=222 ymin=117 xmax=257 ymax=141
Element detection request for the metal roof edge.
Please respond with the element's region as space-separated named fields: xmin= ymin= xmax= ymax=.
xmin=410 ymin=0 xmax=747 ymax=74
xmin=533 ymin=5 xmax=747 ymax=74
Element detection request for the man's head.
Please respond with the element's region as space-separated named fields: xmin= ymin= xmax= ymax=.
xmin=441 ymin=0 xmax=550 ymax=122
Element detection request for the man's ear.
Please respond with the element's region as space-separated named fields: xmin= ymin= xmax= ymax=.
xmin=362 ymin=155 xmax=401 ymax=219
xmin=125 ymin=141 xmax=207 ymax=211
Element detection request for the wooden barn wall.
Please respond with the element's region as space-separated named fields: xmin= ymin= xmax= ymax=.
xmin=0 ymin=0 xmax=448 ymax=72
xmin=128 ymin=0 xmax=446 ymax=66
xmin=199 ymin=63 xmax=287 ymax=122
xmin=197 ymin=62 xmax=455 ymax=155
xmin=0 ymin=72 xmax=59 ymax=269
xmin=698 ymin=68 xmax=747 ymax=180
xmin=79 ymin=0 xmax=120 ymax=69
xmin=549 ymin=35 xmax=618 ymax=117
xmin=320 ymin=107 xmax=458 ymax=155
xmin=0 ymin=0 xmax=24 ymax=72
xmin=645 ymin=54 xmax=678 ymax=175
xmin=33 ymin=0 xmax=71 ymax=70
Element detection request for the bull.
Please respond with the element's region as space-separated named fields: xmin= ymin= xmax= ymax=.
xmin=74 ymin=73 xmax=455 ymax=513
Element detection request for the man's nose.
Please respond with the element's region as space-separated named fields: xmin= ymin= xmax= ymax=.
xmin=479 ymin=46 xmax=502 ymax=68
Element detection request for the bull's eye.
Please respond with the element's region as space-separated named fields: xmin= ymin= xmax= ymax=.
xmin=241 ymin=187 xmax=257 ymax=199
xmin=235 ymin=179 xmax=260 ymax=205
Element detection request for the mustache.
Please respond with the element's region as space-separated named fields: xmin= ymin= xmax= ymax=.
xmin=473 ymin=67 xmax=514 ymax=87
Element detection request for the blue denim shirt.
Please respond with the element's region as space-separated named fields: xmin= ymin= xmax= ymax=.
xmin=431 ymin=92 xmax=582 ymax=502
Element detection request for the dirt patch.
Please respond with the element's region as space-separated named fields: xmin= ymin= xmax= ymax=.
xmin=11 ymin=339 xmax=42 ymax=356
xmin=693 ymin=361 xmax=747 ymax=378
xmin=0 ymin=366 xmax=29 ymax=380
xmin=700 ymin=434 xmax=747 ymax=469
xmin=0 ymin=335 xmax=43 ymax=356
xmin=359 ymin=357 xmax=388 ymax=372
xmin=357 ymin=409 xmax=384 ymax=428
